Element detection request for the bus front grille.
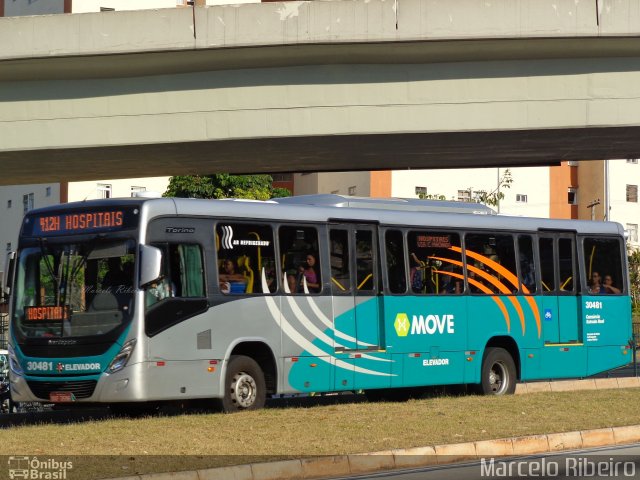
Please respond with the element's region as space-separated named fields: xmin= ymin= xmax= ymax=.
xmin=26 ymin=380 xmax=97 ymax=400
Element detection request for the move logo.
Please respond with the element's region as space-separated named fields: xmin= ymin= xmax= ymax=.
xmin=394 ymin=313 xmax=455 ymax=337
xmin=394 ymin=313 xmax=410 ymax=337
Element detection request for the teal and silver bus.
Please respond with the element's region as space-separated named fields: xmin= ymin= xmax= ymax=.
xmin=4 ymin=194 xmax=632 ymax=411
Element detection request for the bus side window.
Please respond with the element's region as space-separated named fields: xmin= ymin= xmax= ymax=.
xmin=558 ymin=238 xmax=575 ymax=292
xmin=464 ymin=233 xmax=517 ymax=294
xmin=583 ymin=237 xmax=624 ymax=295
xmin=145 ymin=243 xmax=205 ymax=308
xmin=330 ymin=229 xmax=351 ymax=294
xmin=518 ymin=235 xmax=537 ymax=294
xmin=169 ymin=244 xmax=205 ymax=298
xmin=385 ymin=229 xmax=406 ymax=294
xmin=215 ymin=223 xmax=276 ymax=295
xmin=539 ymin=237 xmax=555 ymax=293
xmin=278 ymin=225 xmax=321 ymax=294
xmin=407 ymin=231 xmax=462 ymax=295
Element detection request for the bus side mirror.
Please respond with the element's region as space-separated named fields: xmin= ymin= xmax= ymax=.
xmin=2 ymin=251 xmax=16 ymax=303
xmin=139 ymin=245 xmax=162 ymax=287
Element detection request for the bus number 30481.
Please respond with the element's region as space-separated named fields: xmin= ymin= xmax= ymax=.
xmin=26 ymin=361 xmax=53 ymax=371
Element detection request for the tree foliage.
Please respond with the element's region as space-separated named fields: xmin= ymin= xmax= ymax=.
xmin=472 ymin=169 xmax=513 ymax=207
xmin=628 ymin=247 xmax=640 ymax=312
xmin=164 ymin=174 xmax=291 ymax=200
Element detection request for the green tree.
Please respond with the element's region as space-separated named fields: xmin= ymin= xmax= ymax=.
xmin=472 ymin=169 xmax=513 ymax=208
xmin=417 ymin=193 xmax=447 ymax=200
xmin=164 ymin=174 xmax=291 ymax=200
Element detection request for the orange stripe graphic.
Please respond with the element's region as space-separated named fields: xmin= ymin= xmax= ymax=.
xmin=439 ymin=271 xmax=511 ymax=332
xmin=451 ymin=246 xmax=541 ymax=338
xmin=432 ymin=256 xmax=526 ymax=335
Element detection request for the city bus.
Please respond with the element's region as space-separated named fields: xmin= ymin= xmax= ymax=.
xmin=3 ymin=194 xmax=632 ymax=412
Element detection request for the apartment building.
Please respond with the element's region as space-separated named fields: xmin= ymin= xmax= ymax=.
xmin=0 ymin=178 xmax=169 ymax=262
xmin=294 ymin=166 xmax=552 ymax=218
xmin=293 ymin=160 xmax=640 ymax=247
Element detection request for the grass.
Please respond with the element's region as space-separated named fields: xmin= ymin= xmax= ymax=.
xmin=3 ymin=389 xmax=640 ymax=479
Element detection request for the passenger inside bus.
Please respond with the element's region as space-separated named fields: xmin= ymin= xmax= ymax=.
xmin=219 ymin=258 xmax=247 ymax=294
xmin=299 ymin=253 xmax=320 ymax=293
xmin=603 ymin=274 xmax=621 ymax=294
xmin=588 ymin=271 xmax=606 ymax=294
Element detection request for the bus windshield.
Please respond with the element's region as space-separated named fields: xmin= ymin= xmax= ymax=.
xmin=12 ymin=239 xmax=135 ymax=339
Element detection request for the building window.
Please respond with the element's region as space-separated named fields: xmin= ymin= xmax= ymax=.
xmin=23 ymin=193 xmax=34 ymax=214
xmin=627 ymin=224 xmax=639 ymax=243
xmin=6 ymin=243 xmax=11 ymax=252
xmin=627 ymin=185 xmax=638 ymax=203
xmin=97 ymin=184 xmax=112 ymax=199
xmin=100 ymin=7 xmax=115 ymax=11
xmin=457 ymin=189 xmax=472 ymax=202
xmin=567 ymin=188 xmax=578 ymax=205
xmin=130 ymin=186 xmax=146 ymax=197
xmin=45 ymin=186 xmax=51 ymax=197
xmin=627 ymin=159 xmax=638 ymax=164
xmin=516 ymin=194 xmax=528 ymax=203
xmin=7 ymin=200 xmax=11 ymax=209
xmin=271 ymin=173 xmax=293 ymax=182
xmin=348 ymin=186 xmax=356 ymax=196
xmin=415 ymin=186 xmax=427 ymax=196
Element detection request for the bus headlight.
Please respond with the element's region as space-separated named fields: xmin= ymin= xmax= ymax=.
xmin=107 ymin=339 xmax=137 ymax=374
xmin=8 ymin=344 xmax=23 ymax=376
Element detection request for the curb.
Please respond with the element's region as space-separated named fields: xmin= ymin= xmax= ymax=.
xmin=514 ymin=377 xmax=640 ymax=394
xmin=107 ymin=380 xmax=640 ymax=480
xmin=109 ymin=424 xmax=640 ymax=480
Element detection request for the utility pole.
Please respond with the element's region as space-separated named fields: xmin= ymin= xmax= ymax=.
xmin=587 ymin=199 xmax=601 ymax=221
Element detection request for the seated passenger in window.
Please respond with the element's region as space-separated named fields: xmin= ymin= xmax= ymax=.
xmin=588 ymin=271 xmax=606 ymax=294
xmin=219 ymin=258 xmax=247 ymax=293
xmin=603 ymin=274 xmax=621 ymax=294
xmin=299 ymin=253 xmax=320 ymax=293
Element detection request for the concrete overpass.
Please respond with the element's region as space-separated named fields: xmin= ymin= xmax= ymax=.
xmin=2 ymin=0 xmax=640 ymax=184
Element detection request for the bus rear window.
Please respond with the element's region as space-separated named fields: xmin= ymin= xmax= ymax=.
xmin=583 ymin=237 xmax=624 ymax=295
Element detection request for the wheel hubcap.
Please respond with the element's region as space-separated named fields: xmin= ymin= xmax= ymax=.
xmin=489 ymin=361 xmax=509 ymax=394
xmin=230 ymin=372 xmax=257 ymax=408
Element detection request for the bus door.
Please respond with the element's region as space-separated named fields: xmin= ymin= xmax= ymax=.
xmin=329 ymin=225 xmax=385 ymax=390
xmin=539 ymin=233 xmax=582 ymax=345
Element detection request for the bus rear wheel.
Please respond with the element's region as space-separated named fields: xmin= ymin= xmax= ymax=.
xmin=479 ymin=347 xmax=516 ymax=395
xmin=221 ymin=355 xmax=266 ymax=412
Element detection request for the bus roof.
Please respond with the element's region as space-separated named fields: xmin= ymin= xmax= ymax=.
xmin=26 ymin=195 xmax=625 ymax=237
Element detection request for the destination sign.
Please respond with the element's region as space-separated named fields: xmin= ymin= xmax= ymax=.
xmin=416 ymin=235 xmax=452 ymax=249
xmin=24 ymin=208 xmax=139 ymax=237
xmin=25 ymin=306 xmax=70 ymax=321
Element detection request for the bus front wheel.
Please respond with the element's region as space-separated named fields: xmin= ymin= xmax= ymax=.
xmin=479 ymin=348 xmax=516 ymax=395
xmin=221 ymin=355 xmax=266 ymax=412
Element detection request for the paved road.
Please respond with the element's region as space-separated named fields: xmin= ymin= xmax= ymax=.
xmin=337 ymin=444 xmax=640 ymax=480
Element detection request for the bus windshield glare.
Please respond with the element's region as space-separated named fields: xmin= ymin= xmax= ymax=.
xmin=12 ymin=239 xmax=135 ymax=339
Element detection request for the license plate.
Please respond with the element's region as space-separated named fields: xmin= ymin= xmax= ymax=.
xmin=49 ymin=391 xmax=76 ymax=402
